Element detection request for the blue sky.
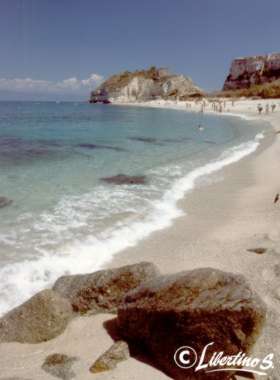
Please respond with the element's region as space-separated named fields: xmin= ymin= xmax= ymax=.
xmin=1 ymin=0 xmax=280 ymax=100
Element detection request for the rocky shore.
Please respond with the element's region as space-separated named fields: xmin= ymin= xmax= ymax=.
xmin=0 ymin=262 xmax=267 ymax=379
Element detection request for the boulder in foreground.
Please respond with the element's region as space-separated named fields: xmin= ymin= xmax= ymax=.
xmin=53 ymin=262 xmax=160 ymax=314
xmin=0 ymin=289 xmax=73 ymax=343
xmin=118 ymin=268 xmax=266 ymax=380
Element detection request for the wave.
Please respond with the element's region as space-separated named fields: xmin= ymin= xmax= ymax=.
xmin=0 ymin=133 xmax=264 ymax=315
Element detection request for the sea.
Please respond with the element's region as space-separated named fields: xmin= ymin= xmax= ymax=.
xmin=0 ymin=101 xmax=268 ymax=314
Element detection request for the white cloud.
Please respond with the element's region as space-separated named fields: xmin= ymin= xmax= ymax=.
xmin=81 ymin=74 xmax=103 ymax=87
xmin=0 ymin=73 xmax=103 ymax=94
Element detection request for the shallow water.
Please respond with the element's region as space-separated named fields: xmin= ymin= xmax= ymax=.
xmin=0 ymin=101 xmax=267 ymax=314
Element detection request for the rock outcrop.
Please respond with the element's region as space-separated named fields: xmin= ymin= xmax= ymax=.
xmin=0 ymin=290 xmax=73 ymax=343
xmin=223 ymin=53 xmax=280 ymax=90
xmin=0 ymin=197 xmax=13 ymax=209
xmin=117 ymin=268 xmax=266 ymax=380
xmin=90 ymin=66 xmax=203 ymax=103
xmin=53 ymin=262 xmax=160 ymax=314
xmin=101 ymin=174 xmax=147 ymax=185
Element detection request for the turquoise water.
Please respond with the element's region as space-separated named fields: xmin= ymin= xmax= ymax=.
xmin=0 ymin=101 xmax=266 ymax=313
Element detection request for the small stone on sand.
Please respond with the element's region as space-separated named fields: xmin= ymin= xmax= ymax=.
xmin=42 ymin=353 xmax=78 ymax=380
xmin=247 ymin=247 xmax=267 ymax=255
xmin=90 ymin=341 xmax=129 ymax=374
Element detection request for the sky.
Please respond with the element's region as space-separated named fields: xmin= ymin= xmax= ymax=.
xmin=0 ymin=0 xmax=280 ymax=100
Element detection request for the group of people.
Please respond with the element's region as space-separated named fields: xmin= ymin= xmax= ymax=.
xmin=210 ymin=101 xmax=225 ymax=113
xmin=188 ymin=99 xmax=279 ymax=116
xmin=185 ymin=99 xmax=227 ymax=114
xmin=177 ymin=98 xmax=279 ymax=116
xmin=257 ymin=103 xmax=277 ymax=115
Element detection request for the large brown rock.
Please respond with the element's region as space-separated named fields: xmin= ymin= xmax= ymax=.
xmin=117 ymin=268 xmax=266 ymax=380
xmin=53 ymin=262 xmax=160 ymax=314
xmin=0 ymin=289 xmax=73 ymax=343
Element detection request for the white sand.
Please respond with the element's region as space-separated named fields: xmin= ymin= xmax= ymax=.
xmin=1 ymin=98 xmax=280 ymax=379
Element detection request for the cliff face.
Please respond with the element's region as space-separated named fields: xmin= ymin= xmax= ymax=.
xmin=90 ymin=67 xmax=203 ymax=103
xmin=223 ymin=53 xmax=280 ymax=90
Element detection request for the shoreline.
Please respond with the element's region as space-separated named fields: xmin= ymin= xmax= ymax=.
xmin=105 ymin=99 xmax=280 ymax=375
xmin=1 ymin=98 xmax=280 ymax=379
xmin=92 ymin=98 xmax=274 ymax=267
xmin=106 ymin=98 xmax=278 ymax=274
xmin=106 ymin=99 xmax=278 ymax=271
xmin=0 ymin=100 xmax=267 ymax=316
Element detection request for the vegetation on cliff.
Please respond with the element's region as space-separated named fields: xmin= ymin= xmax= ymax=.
xmin=218 ymin=79 xmax=280 ymax=99
xmin=95 ymin=66 xmax=167 ymax=93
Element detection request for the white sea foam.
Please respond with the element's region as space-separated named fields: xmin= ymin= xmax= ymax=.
xmin=0 ymin=133 xmax=263 ymax=315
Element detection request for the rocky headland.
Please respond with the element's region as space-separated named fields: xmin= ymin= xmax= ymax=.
xmin=90 ymin=55 xmax=280 ymax=103
xmin=90 ymin=66 xmax=203 ymax=103
xmin=221 ymin=53 xmax=280 ymax=98
xmin=223 ymin=53 xmax=280 ymax=90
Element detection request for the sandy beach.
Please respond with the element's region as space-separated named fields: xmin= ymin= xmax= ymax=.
xmin=1 ymin=98 xmax=280 ymax=379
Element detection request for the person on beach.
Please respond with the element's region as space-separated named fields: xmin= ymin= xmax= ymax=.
xmin=257 ymin=104 xmax=263 ymax=114
xmin=265 ymin=104 xmax=270 ymax=114
xmin=272 ymin=104 xmax=276 ymax=112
